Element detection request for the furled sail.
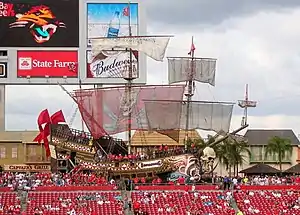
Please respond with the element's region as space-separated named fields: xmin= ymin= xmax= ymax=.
xmin=168 ymin=57 xmax=217 ymax=86
xmin=144 ymin=100 xmax=234 ymax=133
xmin=91 ymin=36 xmax=171 ymax=61
xmin=73 ymin=85 xmax=185 ymax=138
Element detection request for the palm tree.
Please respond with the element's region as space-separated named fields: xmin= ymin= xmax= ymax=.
xmin=265 ymin=136 xmax=292 ymax=171
xmin=229 ymin=139 xmax=250 ymax=176
xmin=216 ymin=138 xmax=250 ymax=176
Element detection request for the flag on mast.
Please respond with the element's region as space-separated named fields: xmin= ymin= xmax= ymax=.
xmin=188 ymin=37 xmax=196 ymax=55
xmin=123 ymin=4 xmax=129 ymax=16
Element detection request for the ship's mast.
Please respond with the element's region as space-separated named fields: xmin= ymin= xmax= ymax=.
xmin=124 ymin=1 xmax=135 ymax=154
xmin=78 ymin=79 xmax=85 ymax=132
xmin=184 ymin=37 xmax=195 ymax=151
xmin=243 ymin=84 xmax=249 ymax=126
xmin=238 ymin=84 xmax=257 ymax=126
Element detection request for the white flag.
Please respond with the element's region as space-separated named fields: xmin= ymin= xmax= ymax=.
xmin=91 ymin=36 xmax=171 ymax=61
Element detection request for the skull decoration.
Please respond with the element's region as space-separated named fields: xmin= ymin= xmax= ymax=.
xmin=201 ymin=146 xmax=216 ymax=173
xmin=120 ymin=89 xmax=139 ymax=117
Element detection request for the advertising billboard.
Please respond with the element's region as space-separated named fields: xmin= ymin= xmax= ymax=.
xmin=86 ymin=3 xmax=141 ymax=80
xmin=86 ymin=50 xmax=138 ymax=78
xmin=17 ymin=51 xmax=78 ymax=78
xmin=0 ymin=0 xmax=79 ymax=47
xmin=87 ymin=3 xmax=138 ymax=45
xmin=0 ymin=62 xmax=7 ymax=78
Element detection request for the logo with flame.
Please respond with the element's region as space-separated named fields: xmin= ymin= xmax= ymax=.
xmin=9 ymin=5 xmax=66 ymax=44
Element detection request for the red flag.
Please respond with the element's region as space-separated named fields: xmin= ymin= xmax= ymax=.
xmin=33 ymin=132 xmax=43 ymax=143
xmin=33 ymin=110 xmax=66 ymax=157
xmin=43 ymin=123 xmax=51 ymax=137
xmin=43 ymin=138 xmax=51 ymax=157
xmin=37 ymin=109 xmax=50 ymax=126
xmin=123 ymin=7 xmax=129 ymax=16
xmin=188 ymin=42 xmax=195 ymax=55
xmin=51 ymin=110 xmax=66 ymax=124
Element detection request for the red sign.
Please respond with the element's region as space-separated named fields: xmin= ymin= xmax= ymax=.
xmin=0 ymin=2 xmax=15 ymax=17
xmin=17 ymin=51 xmax=78 ymax=77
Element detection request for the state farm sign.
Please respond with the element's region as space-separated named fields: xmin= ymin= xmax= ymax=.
xmin=17 ymin=51 xmax=78 ymax=77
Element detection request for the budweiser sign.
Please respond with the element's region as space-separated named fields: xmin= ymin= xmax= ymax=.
xmin=17 ymin=51 xmax=78 ymax=77
xmin=86 ymin=50 xmax=138 ymax=78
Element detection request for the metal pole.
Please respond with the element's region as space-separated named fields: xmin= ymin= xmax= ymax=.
xmin=79 ymin=79 xmax=85 ymax=132
xmin=126 ymin=1 xmax=133 ymax=154
xmin=244 ymin=84 xmax=248 ymax=125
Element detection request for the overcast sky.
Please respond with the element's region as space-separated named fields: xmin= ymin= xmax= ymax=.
xmin=5 ymin=0 xmax=300 ymax=138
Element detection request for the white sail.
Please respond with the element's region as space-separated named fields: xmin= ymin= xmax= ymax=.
xmin=183 ymin=101 xmax=233 ymax=132
xmin=168 ymin=57 xmax=216 ymax=86
xmin=91 ymin=36 xmax=171 ymax=61
xmin=144 ymin=100 xmax=234 ymax=133
xmin=144 ymin=100 xmax=182 ymax=130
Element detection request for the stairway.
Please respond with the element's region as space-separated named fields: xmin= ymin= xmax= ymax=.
xmin=17 ymin=189 xmax=28 ymax=213
xmin=230 ymin=190 xmax=241 ymax=213
xmin=117 ymin=178 xmax=135 ymax=215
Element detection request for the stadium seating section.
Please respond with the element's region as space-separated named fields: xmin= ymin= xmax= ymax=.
xmin=1 ymin=186 xmax=300 ymax=214
xmin=235 ymin=190 xmax=300 ymax=215
xmin=26 ymin=191 xmax=121 ymax=215
xmin=131 ymin=191 xmax=235 ymax=215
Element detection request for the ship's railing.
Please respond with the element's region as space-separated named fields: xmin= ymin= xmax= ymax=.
xmin=51 ymin=124 xmax=126 ymax=149
xmin=51 ymin=124 xmax=91 ymax=145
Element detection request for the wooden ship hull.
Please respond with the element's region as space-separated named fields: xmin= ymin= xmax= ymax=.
xmin=50 ymin=124 xmax=178 ymax=178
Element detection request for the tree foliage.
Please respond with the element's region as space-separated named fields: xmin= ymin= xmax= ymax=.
xmin=265 ymin=136 xmax=292 ymax=171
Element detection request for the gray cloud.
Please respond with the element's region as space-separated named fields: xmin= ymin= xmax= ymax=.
xmin=146 ymin=0 xmax=300 ymax=26
xmin=146 ymin=7 xmax=300 ymax=119
xmin=5 ymin=85 xmax=76 ymax=130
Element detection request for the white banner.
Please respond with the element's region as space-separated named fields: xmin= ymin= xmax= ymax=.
xmin=238 ymin=100 xmax=257 ymax=108
xmin=87 ymin=51 xmax=138 ymax=78
xmin=91 ymin=36 xmax=171 ymax=61
xmin=168 ymin=58 xmax=217 ymax=86
xmin=137 ymin=160 xmax=163 ymax=169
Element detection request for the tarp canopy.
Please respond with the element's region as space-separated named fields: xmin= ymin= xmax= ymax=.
xmin=284 ymin=163 xmax=300 ymax=174
xmin=239 ymin=163 xmax=281 ymax=175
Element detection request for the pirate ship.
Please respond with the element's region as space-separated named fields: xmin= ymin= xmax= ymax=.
xmin=44 ymin=3 xmax=248 ymax=181
xmin=48 ymin=41 xmax=248 ymax=180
